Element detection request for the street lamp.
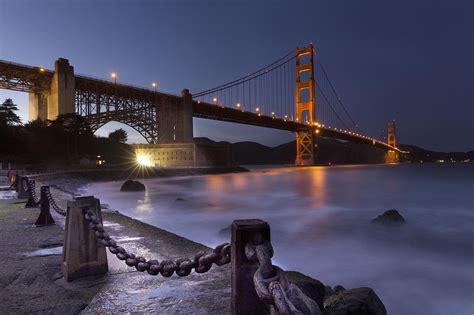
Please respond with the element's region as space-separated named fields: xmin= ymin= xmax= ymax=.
xmin=111 ymin=72 xmax=117 ymax=84
xmin=213 ymin=97 xmax=217 ymax=104
xmin=152 ymin=82 xmax=157 ymax=92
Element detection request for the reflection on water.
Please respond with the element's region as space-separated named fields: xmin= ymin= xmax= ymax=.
xmin=86 ymin=163 xmax=474 ymax=315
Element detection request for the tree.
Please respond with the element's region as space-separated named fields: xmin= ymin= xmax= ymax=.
xmin=108 ymin=128 xmax=128 ymax=143
xmin=0 ymin=98 xmax=22 ymax=126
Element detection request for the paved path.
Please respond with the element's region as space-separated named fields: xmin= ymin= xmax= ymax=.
xmin=0 ymin=193 xmax=231 ymax=314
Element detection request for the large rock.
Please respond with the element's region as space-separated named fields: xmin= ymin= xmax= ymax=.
xmin=370 ymin=209 xmax=405 ymax=225
xmin=286 ymin=271 xmax=326 ymax=311
xmin=323 ymin=287 xmax=386 ymax=315
xmin=120 ymin=180 xmax=145 ymax=192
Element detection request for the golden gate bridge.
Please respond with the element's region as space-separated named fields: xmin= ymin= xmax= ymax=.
xmin=0 ymin=44 xmax=403 ymax=165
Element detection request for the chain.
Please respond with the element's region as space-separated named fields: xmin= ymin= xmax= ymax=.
xmin=27 ymin=180 xmax=40 ymax=204
xmin=83 ymin=208 xmax=231 ymax=277
xmin=45 ymin=187 xmax=67 ymax=216
xmin=246 ymin=236 xmax=321 ymax=315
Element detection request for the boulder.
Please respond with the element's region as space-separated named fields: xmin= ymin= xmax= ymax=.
xmin=323 ymin=287 xmax=386 ymax=315
xmin=370 ymin=209 xmax=405 ymax=225
xmin=286 ymin=271 xmax=326 ymax=311
xmin=120 ymin=180 xmax=145 ymax=192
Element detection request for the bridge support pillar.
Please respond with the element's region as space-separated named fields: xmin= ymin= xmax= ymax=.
xmin=295 ymin=129 xmax=315 ymax=166
xmin=28 ymin=92 xmax=49 ymax=121
xmin=156 ymin=88 xmax=193 ymax=144
xmin=28 ymin=58 xmax=75 ymax=121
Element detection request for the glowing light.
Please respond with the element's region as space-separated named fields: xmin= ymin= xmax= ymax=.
xmin=111 ymin=72 xmax=117 ymax=78
xmin=255 ymin=107 xmax=260 ymax=112
xmin=136 ymin=154 xmax=154 ymax=167
xmin=236 ymin=103 xmax=241 ymax=108
xmin=315 ymin=129 xmax=320 ymax=134
xmin=39 ymin=67 xmax=45 ymax=72
xmin=213 ymin=97 xmax=217 ymax=103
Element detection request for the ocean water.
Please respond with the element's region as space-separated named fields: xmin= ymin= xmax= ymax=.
xmin=84 ymin=163 xmax=474 ymax=315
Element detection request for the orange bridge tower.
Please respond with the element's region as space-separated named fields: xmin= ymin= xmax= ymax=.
xmin=295 ymin=44 xmax=315 ymax=166
xmin=385 ymin=119 xmax=399 ymax=163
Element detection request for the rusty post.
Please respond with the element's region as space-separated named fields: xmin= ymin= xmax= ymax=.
xmin=62 ymin=196 xmax=108 ymax=282
xmin=231 ymin=219 xmax=271 ymax=315
xmin=35 ymin=186 xmax=55 ymax=226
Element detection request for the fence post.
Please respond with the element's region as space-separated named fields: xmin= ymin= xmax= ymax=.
xmin=35 ymin=186 xmax=55 ymax=226
xmin=62 ymin=196 xmax=108 ymax=282
xmin=16 ymin=175 xmax=29 ymax=199
xmin=231 ymin=219 xmax=271 ymax=315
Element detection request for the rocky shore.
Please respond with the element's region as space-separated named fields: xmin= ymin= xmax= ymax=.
xmin=1 ymin=170 xmax=388 ymax=314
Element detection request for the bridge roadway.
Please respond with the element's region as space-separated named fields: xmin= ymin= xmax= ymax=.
xmin=0 ymin=59 xmax=401 ymax=153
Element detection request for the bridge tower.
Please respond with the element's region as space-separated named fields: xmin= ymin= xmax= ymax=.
xmin=385 ymin=119 xmax=399 ymax=163
xmin=29 ymin=58 xmax=75 ymax=121
xmin=295 ymin=44 xmax=315 ymax=166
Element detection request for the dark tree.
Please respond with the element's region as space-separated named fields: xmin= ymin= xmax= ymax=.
xmin=0 ymin=98 xmax=22 ymax=126
xmin=108 ymin=128 xmax=128 ymax=143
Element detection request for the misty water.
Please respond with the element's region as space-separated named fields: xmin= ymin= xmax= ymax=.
xmin=84 ymin=163 xmax=474 ymax=315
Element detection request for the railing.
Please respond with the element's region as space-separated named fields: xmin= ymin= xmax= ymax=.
xmin=18 ymin=175 xmax=321 ymax=314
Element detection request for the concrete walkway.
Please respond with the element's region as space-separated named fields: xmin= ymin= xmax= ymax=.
xmin=0 ymin=195 xmax=231 ymax=314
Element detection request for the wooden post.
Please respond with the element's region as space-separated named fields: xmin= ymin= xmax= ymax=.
xmin=34 ymin=186 xmax=55 ymax=226
xmin=231 ymin=219 xmax=271 ymax=315
xmin=62 ymin=196 xmax=108 ymax=282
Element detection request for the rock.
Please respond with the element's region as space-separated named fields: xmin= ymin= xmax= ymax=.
xmin=323 ymin=287 xmax=386 ymax=315
xmin=120 ymin=180 xmax=145 ymax=192
xmin=333 ymin=285 xmax=346 ymax=293
xmin=370 ymin=209 xmax=405 ymax=225
xmin=286 ymin=271 xmax=326 ymax=311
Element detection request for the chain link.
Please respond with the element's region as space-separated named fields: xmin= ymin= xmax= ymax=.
xmin=27 ymin=180 xmax=41 ymax=204
xmin=83 ymin=208 xmax=231 ymax=277
xmin=45 ymin=187 xmax=67 ymax=216
xmin=246 ymin=238 xmax=321 ymax=315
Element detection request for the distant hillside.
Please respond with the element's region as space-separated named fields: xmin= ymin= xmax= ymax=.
xmin=398 ymin=144 xmax=474 ymax=163
xmin=194 ymin=137 xmax=473 ymax=165
xmin=195 ymin=137 xmax=387 ymax=165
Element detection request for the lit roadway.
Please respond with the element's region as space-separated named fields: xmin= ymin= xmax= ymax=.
xmin=0 ymin=59 xmax=403 ymax=153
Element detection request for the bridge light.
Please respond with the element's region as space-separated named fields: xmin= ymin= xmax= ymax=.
xmin=236 ymin=103 xmax=241 ymax=108
xmin=213 ymin=97 xmax=217 ymax=103
xmin=152 ymin=82 xmax=157 ymax=92
xmin=39 ymin=67 xmax=45 ymax=72
xmin=255 ymin=107 xmax=260 ymax=112
xmin=315 ymin=129 xmax=320 ymax=134
xmin=111 ymin=72 xmax=117 ymax=84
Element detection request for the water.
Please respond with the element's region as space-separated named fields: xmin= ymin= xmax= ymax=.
xmin=85 ymin=164 xmax=474 ymax=315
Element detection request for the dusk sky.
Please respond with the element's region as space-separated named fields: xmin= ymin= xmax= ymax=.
xmin=0 ymin=0 xmax=472 ymax=151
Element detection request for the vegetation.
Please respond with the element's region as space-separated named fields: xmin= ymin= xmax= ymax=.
xmin=0 ymin=98 xmax=134 ymax=169
xmin=0 ymin=98 xmax=22 ymax=126
xmin=108 ymin=128 xmax=128 ymax=143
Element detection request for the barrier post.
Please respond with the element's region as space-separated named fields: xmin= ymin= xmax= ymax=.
xmin=231 ymin=219 xmax=271 ymax=315
xmin=34 ymin=186 xmax=55 ymax=226
xmin=62 ymin=196 xmax=108 ymax=282
xmin=16 ymin=175 xmax=29 ymax=199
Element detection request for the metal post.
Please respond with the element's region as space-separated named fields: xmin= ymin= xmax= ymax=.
xmin=62 ymin=196 xmax=108 ymax=282
xmin=231 ymin=219 xmax=271 ymax=315
xmin=35 ymin=186 xmax=55 ymax=226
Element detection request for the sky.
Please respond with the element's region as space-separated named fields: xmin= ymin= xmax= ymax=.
xmin=0 ymin=0 xmax=473 ymax=151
